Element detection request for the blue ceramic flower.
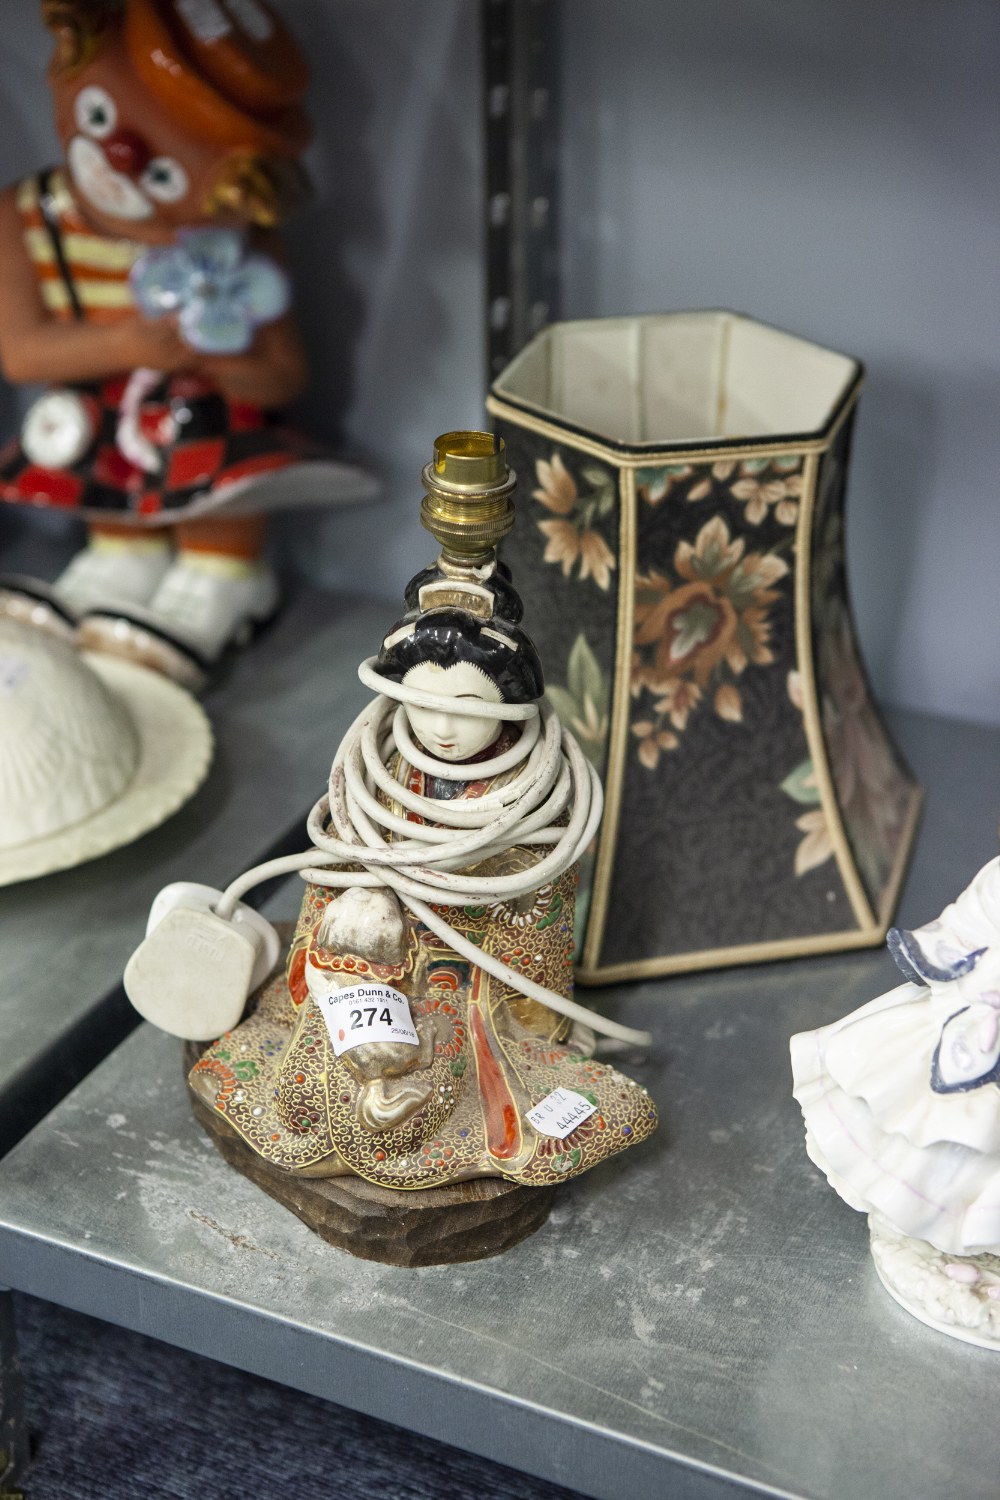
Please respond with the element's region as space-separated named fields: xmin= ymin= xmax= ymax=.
xmin=130 ymin=229 xmax=291 ymax=356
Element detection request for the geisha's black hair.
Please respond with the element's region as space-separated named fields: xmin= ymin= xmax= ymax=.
xmin=402 ymin=559 xmax=524 ymax=624
xmin=377 ymin=609 xmax=543 ymax=703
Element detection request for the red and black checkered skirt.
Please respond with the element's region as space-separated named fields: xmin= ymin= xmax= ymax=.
xmin=0 ymin=373 xmax=321 ymax=524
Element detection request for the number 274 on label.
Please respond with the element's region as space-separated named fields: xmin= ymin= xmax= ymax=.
xmin=315 ymin=982 xmax=419 ymax=1057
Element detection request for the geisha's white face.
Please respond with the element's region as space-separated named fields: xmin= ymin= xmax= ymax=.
xmin=402 ymin=661 xmax=503 ymax=762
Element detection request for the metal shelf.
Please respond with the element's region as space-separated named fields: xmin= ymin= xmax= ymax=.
xmin=0 ymin=708 xmax=997 ymax=1499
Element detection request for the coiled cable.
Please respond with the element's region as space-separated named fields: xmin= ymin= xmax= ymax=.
xmin=217 ymin=659 xmax=652 ymax=1048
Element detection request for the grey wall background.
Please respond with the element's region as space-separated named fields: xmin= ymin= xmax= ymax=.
xmin=0 ymin=1 xmax=996 ymax=727
xmin=560 ymin=0 xmax=999 ymax=727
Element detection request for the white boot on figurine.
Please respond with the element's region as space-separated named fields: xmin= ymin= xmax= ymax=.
xmin=78 ymin=552 xmax=280 ymax=690
xmin=54 ymin=535 xmax=173 ymax=617
xmin=0 ymin=534 xmax=172 ymax=641
xmin=147 ymin=552 xmax=280 ymax=653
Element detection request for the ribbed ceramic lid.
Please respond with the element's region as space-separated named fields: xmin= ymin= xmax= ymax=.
xmin=0 ymin=620 xmax=139 ymax=850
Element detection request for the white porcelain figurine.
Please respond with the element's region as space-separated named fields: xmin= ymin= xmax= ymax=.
xmin=791 ymin=855 xmax=1000 ymax=1345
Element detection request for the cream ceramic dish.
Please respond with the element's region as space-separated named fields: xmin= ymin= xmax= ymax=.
xmin=0 ymin=621 xmax=212 ymax=886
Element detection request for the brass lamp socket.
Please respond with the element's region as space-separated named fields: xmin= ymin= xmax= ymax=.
xmin=420 ymin=430 xmax=517 ymax=565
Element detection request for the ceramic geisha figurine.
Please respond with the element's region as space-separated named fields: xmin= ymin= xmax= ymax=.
xmin=792 ymin=855 xmax=1000 ymax=1345
xmin=125 ymin=431 xmax=657 ymax=1262
xmin=0 ymin=0 xmax=371 ymax=688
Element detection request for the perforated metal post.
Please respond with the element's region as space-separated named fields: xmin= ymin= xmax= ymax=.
xmin=482 ymin=0 xmax=561 ymax=383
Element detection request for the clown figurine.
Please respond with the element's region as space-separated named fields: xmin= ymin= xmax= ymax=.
xmin=0 ymin=0 xmax=373 ymax=688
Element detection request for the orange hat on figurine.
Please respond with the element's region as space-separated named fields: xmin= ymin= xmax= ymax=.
xmin=124 ymin=0 xmax=311 ymax=155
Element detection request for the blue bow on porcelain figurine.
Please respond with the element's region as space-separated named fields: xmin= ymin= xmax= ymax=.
xmin=885 ymin=859 xmax=1000 ymax=1093
xmin=923 ymin=948 xmax=1000 ymax=1094
xmin=887 ymin=857 xmax=1000 ymax=984
xmin=130 ymin=228 xmax=291 ymax=355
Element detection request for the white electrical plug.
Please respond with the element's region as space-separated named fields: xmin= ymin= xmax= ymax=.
xmin=124 ymin=882 xmax=281 ymax=1041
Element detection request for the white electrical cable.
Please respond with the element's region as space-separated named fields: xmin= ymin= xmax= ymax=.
xmin=216 ymin=658 xmax=652 ymax=1048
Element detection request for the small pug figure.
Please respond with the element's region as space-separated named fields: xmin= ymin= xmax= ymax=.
xmin=304 ymin=887 xmax=441 ymax=1134
xmin=0 ymin=0 xmax=364 ymax=687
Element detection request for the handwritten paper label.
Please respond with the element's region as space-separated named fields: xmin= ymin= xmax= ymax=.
xmin=526 ymin=1087 xmax=597 ymax=1140
xmin=315 ymin=982 xmax=419 ymax=1058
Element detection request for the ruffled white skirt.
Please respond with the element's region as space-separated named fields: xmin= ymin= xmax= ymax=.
xmin=791 ymin=981 xmax=1000 ymax=1255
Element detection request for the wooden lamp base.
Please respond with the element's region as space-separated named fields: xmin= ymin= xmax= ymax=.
xmin=184 ymin=1049 xmax=556 ymax=1266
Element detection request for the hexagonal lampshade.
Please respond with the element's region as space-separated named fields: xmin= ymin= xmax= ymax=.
xmin=489 ymin=311 xmax=921 ymax=983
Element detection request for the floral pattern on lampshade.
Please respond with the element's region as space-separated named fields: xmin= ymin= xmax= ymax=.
xmin=629 ymin=514 xmax=789 ymax=771
xmin=532 ymin=451 xmax=617 ymax=592
xmin=808 ymin=420 xmax=915 ymax=906
xmin=494 ymin=363 xmax=920 ymax=976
